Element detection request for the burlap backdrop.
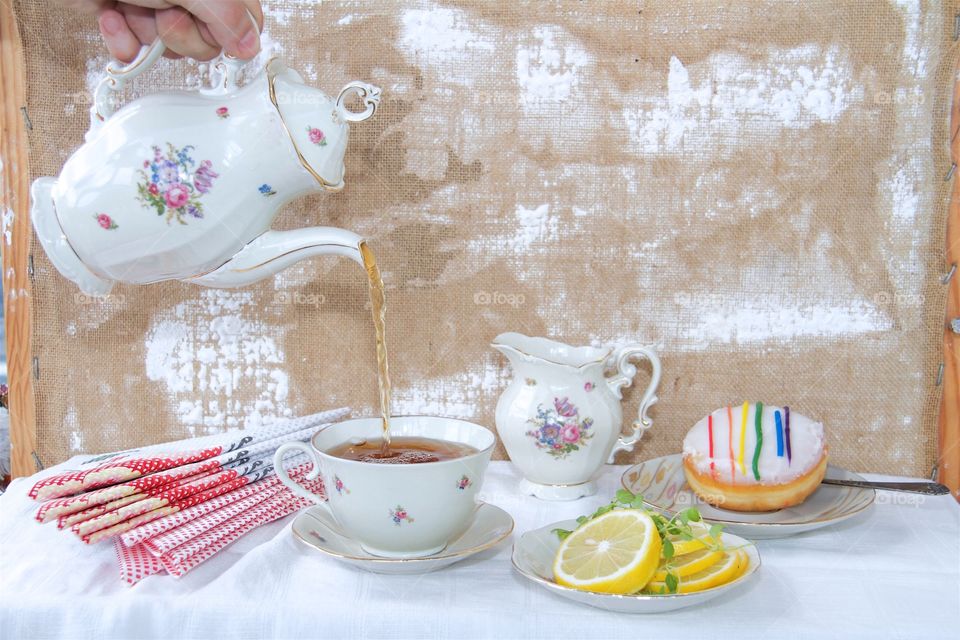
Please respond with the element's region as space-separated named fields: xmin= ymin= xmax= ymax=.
xmin=13 ymin=1 xmax=954 ymax=476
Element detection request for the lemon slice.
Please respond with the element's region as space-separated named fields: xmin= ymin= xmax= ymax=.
xmin=664 ymin=526 xmax=719 ymax=557
xmin=644 ymin=549 xmax=745 ymax=594
xmin=652 ymin=547 xmax=724 ymax=582
xmin=553 ymin=510 xmax=662 ymax=594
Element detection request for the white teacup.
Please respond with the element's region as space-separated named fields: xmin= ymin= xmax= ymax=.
xmin=274 ymin=416 xmax=495 ymax=558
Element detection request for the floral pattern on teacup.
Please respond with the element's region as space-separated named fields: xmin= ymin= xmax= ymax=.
xmin=333 ymin=475 xmax=349 ymax=496
xmin=457 ymin=475 xmax=472 ymax=491
xmin=306 ymin=126 xmax=327 ymax=146
xmin=584 ymin=381 xmax=595 ymax=392
xmin=216 ymin=106 xmax=229 ymax=119
xmin=94 ymin=213 xmax=118 ymax=230
xmin=258 ymin=183 xmax=277 ymax=196
xmin=136 ymin=143 xmax=219 ymax=225
xmin=525 ymin=397 xmax=594 ymax=459
xmin=390 ymin=505 xmax=414 ymax=526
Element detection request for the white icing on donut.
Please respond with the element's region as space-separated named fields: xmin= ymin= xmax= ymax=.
xmin=682 ymin=404 xmax=825 ymax=485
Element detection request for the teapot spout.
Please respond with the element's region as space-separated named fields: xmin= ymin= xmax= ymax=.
xmin=188 ymin=227 xmax=363 ymax=288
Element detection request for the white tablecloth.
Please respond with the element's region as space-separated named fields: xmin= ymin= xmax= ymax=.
xmin=1 ymin=460 xmax=957 ymax=639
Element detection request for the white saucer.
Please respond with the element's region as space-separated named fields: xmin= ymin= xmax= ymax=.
xmin=292 ymin=502 xmax=514 ymax=574
xmin=621 ymin=454 xmax=876 ymax=539
xmin=512 ymin=519 xmax=760 ymax=613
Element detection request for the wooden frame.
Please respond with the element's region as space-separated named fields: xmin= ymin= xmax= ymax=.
xmin=0 ymin=6 xmax=957 ymax=495
xmin=938 ymin=64 xmax=960 ymax=500
xmin=1 ymin=2 xmax=37 ymax=478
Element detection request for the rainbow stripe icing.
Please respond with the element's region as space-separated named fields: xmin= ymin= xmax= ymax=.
xmin=726 ymin=405 xmax=735 ymax=482
xmin=752 ymin=401 xmax=763 ymax=480
xmin=738 ymin=401 xmax=748 ymax=475
xmin=775 ymin=410 xmax=784 ymax=457
xmin=683 ymin=403 xmax=825 ymax=485
xmin=785 ymin=405 xmax=792 ymax=462
xmin=707 ymin=414 xmax=716 ymax=474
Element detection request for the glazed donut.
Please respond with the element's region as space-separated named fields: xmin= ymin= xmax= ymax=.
xmin=682 ymin=403 xmax=828 ymax=512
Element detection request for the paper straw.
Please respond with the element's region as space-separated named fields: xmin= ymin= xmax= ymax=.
xmin=80 ymin=452 xmax=309 ymax=544
xmin=29 ymin=407 xmax=349 ymax=500
xmin=140 ymin=462 xmax=316 ymax=556
xmin=119 ymin=476 xmax=282 ymax=547
xmin=160 ymin=493 xmax=308 ymax=578
xmin=74 ymin=455 xmax=274 ymax=539
xmin=143 ymin=484 xmax=287 ymax=556
xmin=115 ymin=539 xmax=166 ymax=586
xmin=36 ymin=421 xmax=327 ymax=524
xmin=114 ymin=464 xmax=322 ymax=585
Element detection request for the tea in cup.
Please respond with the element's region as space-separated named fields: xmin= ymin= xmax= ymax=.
xmin=274 ymin=416 xmax=495 ymax=558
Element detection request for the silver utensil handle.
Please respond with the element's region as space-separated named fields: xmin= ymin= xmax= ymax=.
xmin=822 ymin=478 xmax=951 ymax=495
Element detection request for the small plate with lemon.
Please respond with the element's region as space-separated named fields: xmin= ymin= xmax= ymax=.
xmin=511 ymin=490 xmax=760 ymax=613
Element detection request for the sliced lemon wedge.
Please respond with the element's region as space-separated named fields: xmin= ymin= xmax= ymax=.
xmin=644 ymin=549 xmax=746 ymax=594
xmin=553 ymin=510 xmax=662 ymax=594
xmin=663 ymin=526 xmax=720 ymax=557
xmin=652 ymin=547 xmax=724 ymax=582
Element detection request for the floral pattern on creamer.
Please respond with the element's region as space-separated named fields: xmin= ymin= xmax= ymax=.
xmin=306 ymin=126 xmax=327 ymax=146
xmin=94 ymin=213 xmax=117 ymax=230
xmin=457 ymin=475 xmax=472 ymax=491
xmin=136 ymin=143 xmax=219 ymax=225
xmin=333 ymin=475 xmax=349 ymax=496
xmin=216 ymin=106 xmax=229 ymax=119
xmin=259 ymin=183 xmax=277 ymax=197
xmin=525 ymin=397 xmax=594 ymax=459
xmin=390 ymin=505 xmax=413 ymax=526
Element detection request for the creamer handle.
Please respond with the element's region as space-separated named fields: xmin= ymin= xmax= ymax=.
xmin=604 ymin=344 xmax=661 ymax=463
xmin=88 ymin=39 xmax=167 ymax=138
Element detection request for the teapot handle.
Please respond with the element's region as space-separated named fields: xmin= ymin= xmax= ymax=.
xmin=336 ymin=82 xmax=382 ymax=123
xmin=88 ymin=40 xmax=244 ymax=137
xmin=604 ymin=344 xmax=662 ymax=463
xmin=88 ymin=39 xmax=167 ymax=135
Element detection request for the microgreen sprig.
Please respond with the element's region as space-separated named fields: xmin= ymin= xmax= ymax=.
xmin=551 ymin=489 xmax=725 ymax=594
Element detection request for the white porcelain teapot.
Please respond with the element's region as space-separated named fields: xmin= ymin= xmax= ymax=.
xmin=30 ymin=40 xmax=380 ymax=295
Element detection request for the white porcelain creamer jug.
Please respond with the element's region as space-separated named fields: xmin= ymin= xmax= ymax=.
xmin=492 ymin=333 xmax=662 ymax=500
xmin=30 ymin=40 xmax=380 ymax=295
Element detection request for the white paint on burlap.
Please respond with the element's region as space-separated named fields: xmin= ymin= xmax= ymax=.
xmin=145 ymin=290 xmax=293 ymax=432
xmin=1 ymin=207 xmax=13 ymax=246
xmin=391 ymin=366 xmax=501 ymax=418
xmin=516 ymin=25 xmax=591 ymax=107
xmin=625 ymin=50 xmax=853 ymax=153
xmin=398 ymin=6 xmax=495 ymax=86
xmin=509 ymin=203 xmax=556 ymax=252
xmin=688 ymin=301 xmax=892 ymax=348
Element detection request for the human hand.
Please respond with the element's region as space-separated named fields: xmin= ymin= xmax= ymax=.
xmin=60 ymin=1 xmax=264 ymax=62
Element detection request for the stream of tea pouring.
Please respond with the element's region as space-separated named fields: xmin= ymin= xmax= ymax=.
xmin=359 ymin=241 xmax=393 ymax=452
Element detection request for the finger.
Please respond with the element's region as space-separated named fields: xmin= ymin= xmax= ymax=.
xmin=98 ymin=8 xmax=141 ymax=62
xmin=172 ymin=0 xmax=261 ymax=59
xmin=156 ymin=7 xmax=220 ymax=60
xmin=63 ymin=0 xmax=109 ymax=12
xmin=118 ymin=3 xmax=158 ymax=44
xmin=195 ymin=21 xmax=218 ymax=50
xmin=242 ymin=0 xmax=264 ymax=33
xmin=116 ymin=4 xmax=182 ymax=59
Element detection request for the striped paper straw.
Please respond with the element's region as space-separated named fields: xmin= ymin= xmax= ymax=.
xmin=29 ymin=407 xmax=349 ymax=500
xmin=36 ymin=421 xmax=327 ymax=524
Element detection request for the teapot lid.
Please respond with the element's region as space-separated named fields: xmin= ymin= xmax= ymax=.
xmin=267 ymin=60 xmax=380 ymax=191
